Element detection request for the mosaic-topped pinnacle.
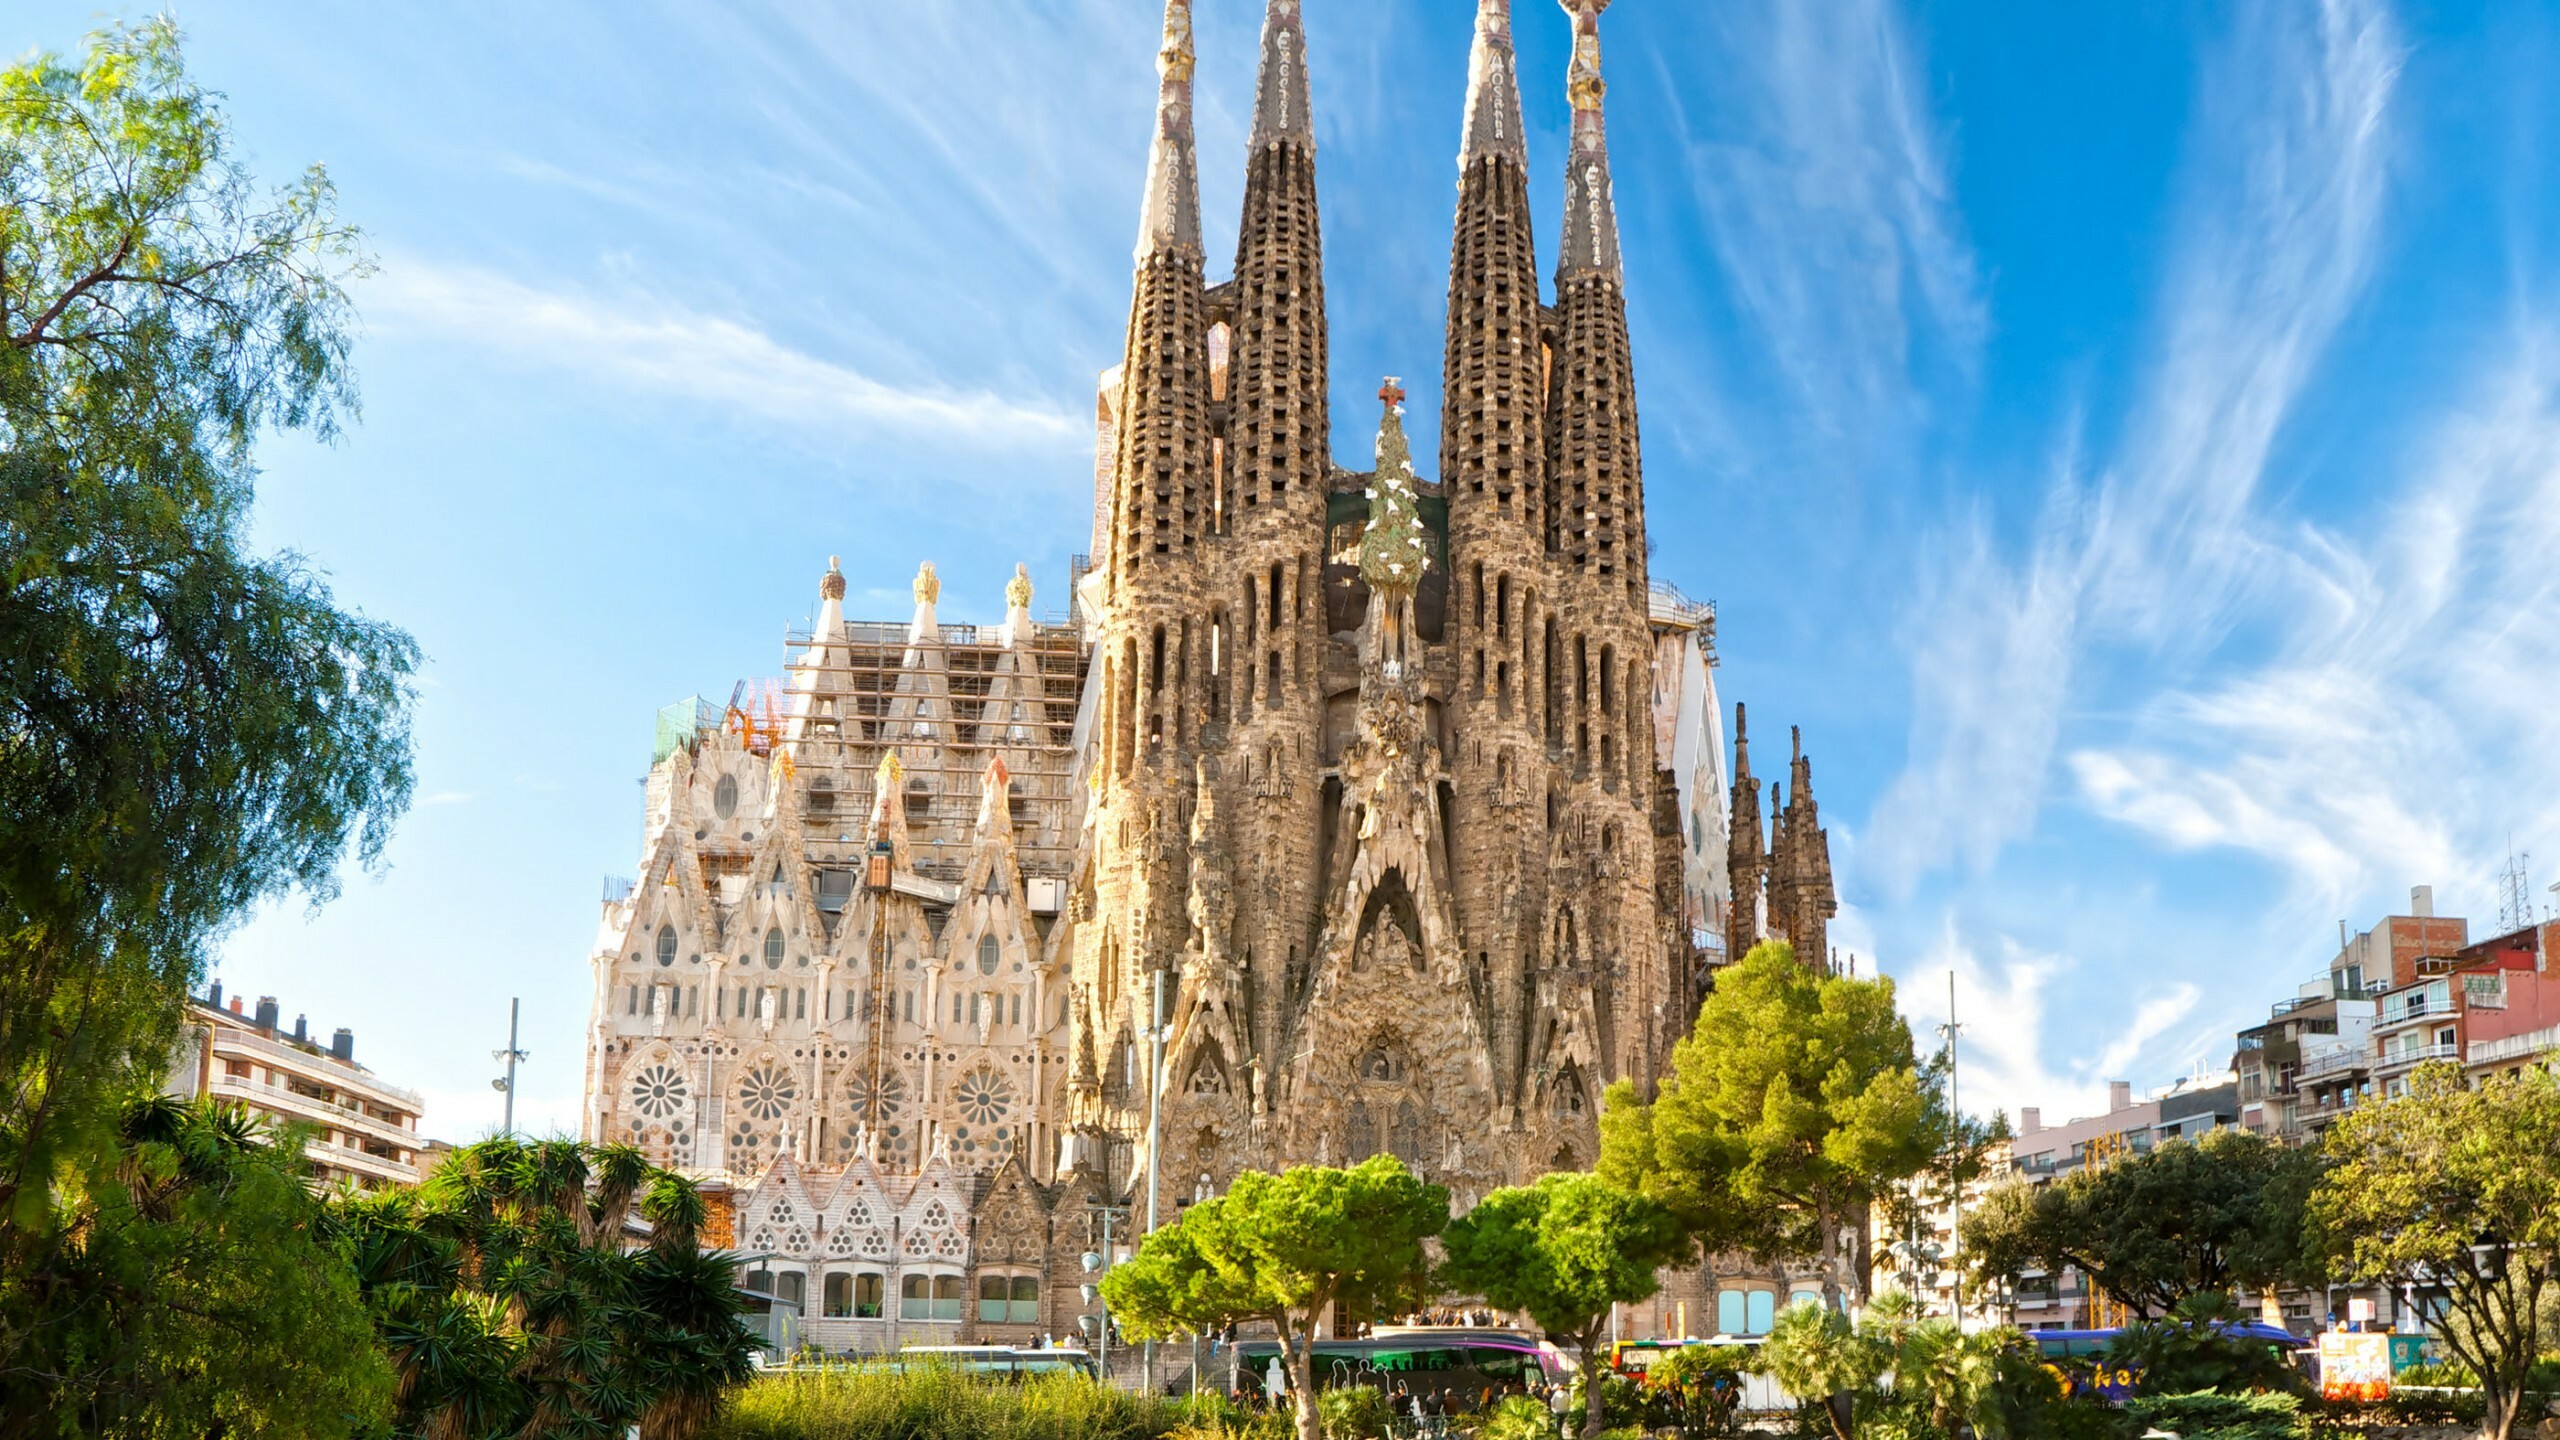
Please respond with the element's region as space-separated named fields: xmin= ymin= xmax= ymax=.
xmin=1249 ymin=0 xmax=1313 ymax=151
xmin=820 ymin=555 xmax=846 ymax=601
xmin=1358 ymin=378 xmax=1429 ymax=597
xmin=1135 ymin=0 xmax=1203 ymax=261
xmin=1557 ymin=0 xmax=1622 ymax=280
xmin=1459 ymin=0 xmax=1528 ymax=170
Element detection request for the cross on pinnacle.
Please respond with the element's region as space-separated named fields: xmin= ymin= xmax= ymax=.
xmin=1378 ymin=377 xmax=1405 ymax=407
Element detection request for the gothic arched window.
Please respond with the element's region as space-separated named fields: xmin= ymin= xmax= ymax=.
xmin=1345 ymin=1099 xmax=1377 ymax=1161
xmin=655 ymin=925 xmax=677 ymax=968
xmin=977 ymin=935 xmax=1000 ymax=976
xmin=713 ymin=773 xmax=739 ymax=819
xmin=764 ymin=927 xmax=785 ymax=969
xmin=1390 ymin=1100 xmax=1424 ymax=1167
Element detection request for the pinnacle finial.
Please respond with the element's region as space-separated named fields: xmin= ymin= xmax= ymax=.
xmin=1250 ymin=0 xmax=1314 ymax=151
xmin=1136 ymin=0 xmax=1203 ymax=260
xmin=913 ymin=561 xmax=941 ymax=606
xmin=820 ymin=555 xmax=846 ymax=601
xmin=1459 ymin=0 xmax=1528 ymax=169
xmin=1358 ymin=379 xmax=1430 ymax=597
xmin=1005 ymin=562 xmax=1033 ymax=611
xmin=1557 ymin=0 xmax=1623 ymax=280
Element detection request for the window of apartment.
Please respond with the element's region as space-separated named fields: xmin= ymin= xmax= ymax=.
xmin=223 ymin=1059 xmax=251 ymax=1080
xmin=978 ymin=1274 xmax=1039 ymax=1324
xmin=901 ymin=1273 xmax=964 ymax=1321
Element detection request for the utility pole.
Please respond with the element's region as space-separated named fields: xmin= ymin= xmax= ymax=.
xmin=1938 ymin=972 xmax=1963 ymax=1328
xmin=1081 ymin=1202 xmax=1129 ymax=1386
xmin=491 ymin=997 xmax=528 ymax=1135
xmin=1141 ymin=970 xmax=1170 ymax=1395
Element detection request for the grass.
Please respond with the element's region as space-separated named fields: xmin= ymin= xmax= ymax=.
xmin=705 ymin=1365 xmax=1291 ymax=1440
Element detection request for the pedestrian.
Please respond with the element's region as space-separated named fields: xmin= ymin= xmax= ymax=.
xmin=1548 ymin=1381 xmax=1573 ymax=1439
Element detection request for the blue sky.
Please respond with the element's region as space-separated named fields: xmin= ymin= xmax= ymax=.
xmin=26 ymin=0 xmax=2560 ymax=1138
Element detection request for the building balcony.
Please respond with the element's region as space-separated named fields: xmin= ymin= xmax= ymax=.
xmin=2373 ymin=1041 xmax=2461 ymax=1071
xmin=2469 ymin=1025 xmax=2560 ymax=1069
xmin=207 ymin=1026 xmax=424 ymax=1113
xmin=208 ymin=1074 xmax=424 ymax=1154
xmin=304 ymin=1133 xmax=422 ymax=1188
xmin=2297 ymin=1047 xmax=2371 ymax=1081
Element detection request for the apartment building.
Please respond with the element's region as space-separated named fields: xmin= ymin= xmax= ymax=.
xmin=165 ymin=982 xmax=432 ymax=1190
xmin=2465 ymin=922 xmax=2560 ymax=1079
xmin=1989 ymin=1077 xmax=2234 ymax=1329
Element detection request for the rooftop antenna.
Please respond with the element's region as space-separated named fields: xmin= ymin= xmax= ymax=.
xmin=2498 ymin=841 xmax=2534 ymax=934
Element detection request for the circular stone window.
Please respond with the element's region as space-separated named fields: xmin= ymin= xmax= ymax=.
xmin=953 ymin=1066 xmax=1016 ymax=1127
xmin=629 ymin=1063 xmax=690 ymax=1122
xmin=736 ymin=1063 xmax=798 ymax=1122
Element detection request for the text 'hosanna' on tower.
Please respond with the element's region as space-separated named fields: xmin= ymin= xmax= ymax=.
xmin=578 ymin=0 xmax=1837 ymax=1353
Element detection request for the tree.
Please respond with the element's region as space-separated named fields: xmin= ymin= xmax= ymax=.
xmin=1961 ymin=1127 xmax=2326 ymax=1318
xmin=335 ymin=1137 xmax=761 ymax=1440
xmin=1754 ymin=1300 xmax=1887 ymax=1440
xmin=1600 ymin=941 xmax=1934 ymax=1307
xmin=1 ymin=16 xmax=407 ymax=1233
xmin=1440 ymin=1172 xmax=1690 ymax=1438
xmin=1101 ymin=1156 xmax=1449 ymax=1440
xmin=0 ymin=21 xmax=409 ymax=1435
xmin=0 ymin=1097 xmax=394 ymax=1436
xmin=2313 ymin=1063 xmax=2560 ymax=1440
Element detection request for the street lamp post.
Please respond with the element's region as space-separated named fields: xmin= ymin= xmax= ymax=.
xmin=491 ymin=996 xmax=529 ymax=1135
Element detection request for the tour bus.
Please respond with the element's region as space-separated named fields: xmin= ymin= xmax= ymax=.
xmin=1222 ymin=1328 xmax=1568 ymax=1404
xmin=1610 ymin=1336 xmax=1788 ymax=1413
xmin=889 ymin=1345 xmax=1101 ymax=1382
xmin=2028 ymin=1323 xmax=2304 ymax=1400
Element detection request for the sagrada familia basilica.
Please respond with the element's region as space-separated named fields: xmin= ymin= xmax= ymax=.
xmin=579 ymin=0 xmax=1837 ymax=1352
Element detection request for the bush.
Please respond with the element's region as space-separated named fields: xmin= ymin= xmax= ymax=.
xmin=708 ymin=1364 xmax=1193 ymax=1440
xmin=1315 ymin=1384 xmax=1396 ymax=1439
xmin=2122 ymin=1389 xmax=2299 ymax=1440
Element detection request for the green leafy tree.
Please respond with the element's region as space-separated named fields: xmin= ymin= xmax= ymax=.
xmin=1440 ymin=1173 xmax=1688 ymax=1438
xmin=0 ymin=1097 xmax=394 ymax=1436
xmin=335 ymin=1138 xmax=761 ymax=1440
xmin=1960 ymin=1128 xmax=2325 ymax=1319
xmin=0 ymin=13 xmax=404 ymax=1221
xmin=2313 ymin=1063 xmax=2560 ymax=1440
xmin=0 ymin=20 xmax=408 ymax=1435
xmin=1100 ymin=1156 xmax=1448 ymax=1440
xmin=1600 ymin=941 xmax=1934 ymax=1307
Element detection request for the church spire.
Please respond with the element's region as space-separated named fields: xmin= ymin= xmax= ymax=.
xmin=1460 ymin=0 xmax=1528 ymax=169
xmin=1556 ymin=0 xmax=1622 ymax=280
xmin=1135 ymin=0 xmax=1202 ymax=260
xmin=1724 ymin=703 xmax=1766 ymax=965
xmin=1250 ymin=0 xmax=1313 ymax=150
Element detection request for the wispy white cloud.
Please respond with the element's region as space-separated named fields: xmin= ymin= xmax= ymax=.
xmin=416 ymin=789 xmax=475 ymax=808
xmin=1870 ymin=0 xmax=2404 ymax=892
xmin=1654 ymin=0 xmax=1983 ymax=459
xmin=2074 ymin=327 xmax=2560 ymax=919
xmin=367 ymin=258 xmax=1082 ymax=451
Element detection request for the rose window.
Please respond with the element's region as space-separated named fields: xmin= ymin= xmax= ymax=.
xmin=844 ymin=1070 xmax=907 ymax=1125
xmin=629 ymin=1063 xmax=690 ymax=1122
xmin=737 ymin=1064 xmax=799 ymax=1122
xmin=953 ymin=1067 xmax=1015 ymax=1127
xmin=920 ymin=1199 xmax=951 ymax=1230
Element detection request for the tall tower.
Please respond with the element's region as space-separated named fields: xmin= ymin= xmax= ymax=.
xmin=1220 ymin=0 xmax=1330 ymax=1082
xmin=1441 ymin=0 xmax=1550 ymax=1113
xmin=1074 ymin=0 xmax=1217 ymax=1146
xmin=1540 ymin=0 xmax=1673 ymax=1089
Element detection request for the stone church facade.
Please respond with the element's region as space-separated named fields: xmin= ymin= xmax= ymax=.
xmin=580 ymin=0 xmax=1836 ymax=1351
